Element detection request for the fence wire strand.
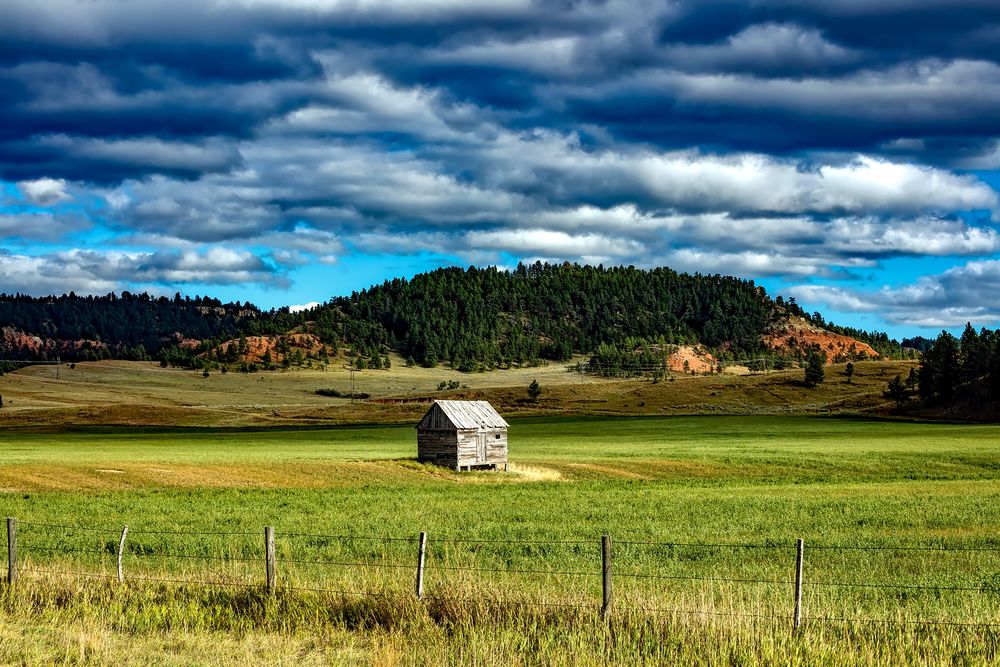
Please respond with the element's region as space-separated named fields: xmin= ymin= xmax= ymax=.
xmin=126 ymin=550 xmax=263 ymax=564
xmin=282 ymin=532 xmax=417 ymax=543
xmin=807 ymin=616 xmax=1000 ymax=629
xmin=806 ymin=580 xmax=987 ymax=592
xmin=127 ymin=528 xmax=258 ymax=537
xmin=424 ymin=593 xmax=592 ymax=610
xmin=809 ymin=544 xmax=1000 ymax=553
xmin=629 ymin=606 xmax=793 ymax=621
xmin=617 ymin=572 xmax=792 ymax=585
xmin=433 ymin=537 xmax=594 ymax=546
xmin=19 ymin=522 xmax=117 ymax=535
xmin=22 ymin=545 xmax=108 ymax=556
xmin=278 ymin=557 xmax=413 ymax=570
xmin=425 ymin=562 xmax=598 ymax=577
xmin=617 ymin=540 xmax=790 ymax=550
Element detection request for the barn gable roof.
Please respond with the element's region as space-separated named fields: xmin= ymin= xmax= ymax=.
xmin=418 ymin=400 xmax=509 ymax=430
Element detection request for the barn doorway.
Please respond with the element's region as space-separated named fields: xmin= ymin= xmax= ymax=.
xmin=476 ymin=432 xmax=487 ymax=462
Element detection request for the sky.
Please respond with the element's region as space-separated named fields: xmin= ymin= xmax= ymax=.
xmin=1 ymin=1 xmax=1000 ymax=339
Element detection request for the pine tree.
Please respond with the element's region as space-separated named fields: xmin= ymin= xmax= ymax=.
xmin=919 ymin=332 xmax=960 ymax=404
xmin=885 ymin=374 xmax=908 ymax=409
xmin=527 ymin=379 xmax=542 ymax=401
xmin=804 ymin=351 xmax=825 ymax=388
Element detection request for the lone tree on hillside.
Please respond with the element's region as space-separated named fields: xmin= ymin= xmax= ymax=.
xmin=845 ymin=362 xmax=855 ymax=384
xmin=885 ymin=374 xmax=908 ymax=409
xmin=528 ymin=379 xmax=542 ymax=401
xmin=804 ymin=351 xmax=825 ymax=388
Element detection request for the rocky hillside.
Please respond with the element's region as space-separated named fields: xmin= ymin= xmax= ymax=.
xmin=762 ymin=318 xmax=880 ymax=362
xmin=204 ymin=333 xmax=333 ymax=365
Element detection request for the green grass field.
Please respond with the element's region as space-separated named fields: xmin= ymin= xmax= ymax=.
xmin=2 ymin=416 xmax=999 ymax=664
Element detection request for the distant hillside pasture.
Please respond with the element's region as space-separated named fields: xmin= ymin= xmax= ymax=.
xmin=0 ymin=358 xmax=919 ymax=428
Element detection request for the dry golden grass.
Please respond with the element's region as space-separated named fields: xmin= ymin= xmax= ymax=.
xmin=0 ymin=358 xmax=917 ymax=428
xmin=1 ymin=579 xmax=996 ymax=666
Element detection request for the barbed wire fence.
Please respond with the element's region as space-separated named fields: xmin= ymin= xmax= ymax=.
xmin=5 ymin=517 xmax=999 ymax=630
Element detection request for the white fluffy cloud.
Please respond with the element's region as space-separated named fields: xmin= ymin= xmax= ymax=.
xmin=288 ymin=301 xmax=321 ymax=312
xmin=17 ymin=178 xmax=69 ymax=205
xmin=0 ymin=247 xmax=285 ymax=296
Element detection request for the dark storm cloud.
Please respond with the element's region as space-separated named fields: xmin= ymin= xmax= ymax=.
xmin=1 ymin=135 xmax=244 ymax=184
xmin=1 ymin=0 xmax=998 ymax=182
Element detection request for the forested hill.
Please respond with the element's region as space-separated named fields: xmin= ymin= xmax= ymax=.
xmin=0 ymin=292 xmax=278 ymax=362
xmin=0 ymin=263 xmax=906 ymax=368
xmin=337 ymin=263 xmax=779 ymax=366
xmin=329 ymin=264 xmax=912 ymax=367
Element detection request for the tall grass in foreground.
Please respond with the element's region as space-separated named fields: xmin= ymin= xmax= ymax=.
xmin=0 ymin=578 xmax=997 ymax=666
xmin=14 ymin=521 xmax=1000 ymax=628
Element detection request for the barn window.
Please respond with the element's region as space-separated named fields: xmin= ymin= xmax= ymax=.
xmin=495 ymin=434 xmax=501 ymax=439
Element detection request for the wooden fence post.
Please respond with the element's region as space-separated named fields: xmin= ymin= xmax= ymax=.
xmin=793 ymin=538 xmax=804 ymax=630
xmin=415 ymin=531 xmax=427 ymax=599
xmin=265 ymin=526 xmax=276 ymax=593
xmin=601 ymin=534 xmax=612 ymax=618
xmin=117 ymin=525 xmax=129 ymax=584
xmin=6 ymin=517 xmax=15 ymax=585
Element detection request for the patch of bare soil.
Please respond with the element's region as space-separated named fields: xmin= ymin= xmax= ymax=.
xmin=0 ymin=327 xmax=109 ymax=356
xmin=668 ymin=345 xmax=717 ymax=374
xmin=763 ymin=318 xmax=879 ymax=362
xmin=207 ymin=334 xmax=331 ymax=364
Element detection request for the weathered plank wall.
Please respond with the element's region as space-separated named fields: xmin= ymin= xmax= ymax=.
xmin=455 ymin=428 xmax=507 ymax=467
xmin=418 ymin=427 xmax=508 ymax=468
xmin=417 ymin=428 xmax=459 ymax=468
xmin=418 ymin=404 xmax=453 ymax=430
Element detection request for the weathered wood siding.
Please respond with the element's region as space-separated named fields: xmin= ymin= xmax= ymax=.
xmin=417 ymin=427 xmax=507 ymax=468
xmin=455 ymin=428 xmax=507 ymax=466
xmin=418 ymin=404 xmax=454 ymax=431
xmin=416 ymin=428 xmax=460 ymax=467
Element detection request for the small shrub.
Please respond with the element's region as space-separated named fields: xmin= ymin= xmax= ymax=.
xmin=315 ymin=388 xmax=370 ymax=399
xmin=528 ymin=379 xmax=542 ymax=400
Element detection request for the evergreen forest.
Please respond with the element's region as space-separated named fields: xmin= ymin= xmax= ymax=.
xmin=910 ymin=325 xmax=1000 ymax=408
xmin=0 ymin=263 xmax=909 ymax=371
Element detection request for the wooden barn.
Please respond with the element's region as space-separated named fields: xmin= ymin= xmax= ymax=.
xmin=416 ymin=400 xmax=509 ymax=471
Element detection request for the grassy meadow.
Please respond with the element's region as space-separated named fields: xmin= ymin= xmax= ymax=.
xmin=1 ymin=414 xmax=999 ymax=664
xmin=0 ymin=357 xmax=918 ymax=427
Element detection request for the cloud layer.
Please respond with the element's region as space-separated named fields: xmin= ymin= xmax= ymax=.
xmin=0 ymin=0 xmax=998 ymax=328
xmin=789 ymin=259 xmax=1000 ymax=328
